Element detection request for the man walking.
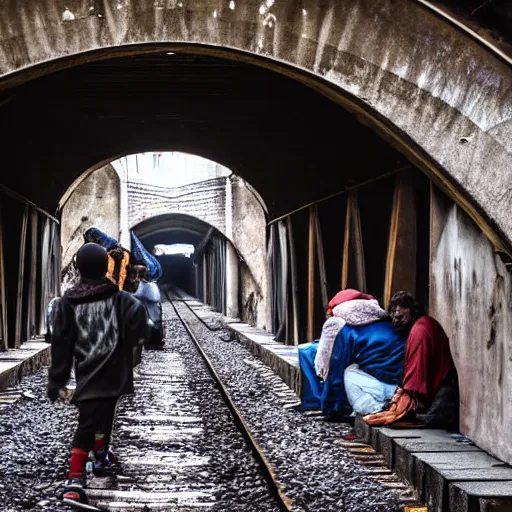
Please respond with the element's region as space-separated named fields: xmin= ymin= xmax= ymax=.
xmin=47 ymin=243 xmax=149 ymax=508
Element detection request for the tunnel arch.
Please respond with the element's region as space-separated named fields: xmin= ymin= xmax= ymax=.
xmin=132 ymin=212 xmax=227 ymax=247
xmin=131 ymin=212 xmax=248 ymax=317
xmin=0 ymin=0 xmax=511 ymax=254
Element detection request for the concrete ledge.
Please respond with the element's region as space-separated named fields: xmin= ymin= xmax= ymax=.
xmin=354 ymin=417 xmax=512 ymax=512
xmin=449 ymin=482 xmax=512 ymax=512
xmin=225 ymin=323 xmax=300 ymax=393
xmin=222 ymin=321 xmax=512 ymax=512
xmin=0 ymin=339 xmax=50 ymax=391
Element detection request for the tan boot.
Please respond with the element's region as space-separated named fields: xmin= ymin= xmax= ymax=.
xmin=363 ymin=388 xmax=416 ymax=425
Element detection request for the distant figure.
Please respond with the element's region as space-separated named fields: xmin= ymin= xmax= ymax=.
xmin=133 ymin=265 xmax=165 ymax=350
xmin=364 ymin=291 xmax=458 ymax=428
xmin=298 ymin=289 xmax=406 ymax=421
xmin=83 ymin=227 xmax=130 ymax=290
xmin=46 ymin=243 xmax=149 ymax=508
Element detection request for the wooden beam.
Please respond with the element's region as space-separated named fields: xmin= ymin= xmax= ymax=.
xmin=27 ymin=209 xmax=38 ymax=339
xmin=384 ymin=184 xmax=400 ymax=308
xmin=307 ymin=206 xmax=316 ymax=341
xmin=286 ymin=217 xmax=300 ymax=346
xmin=384 ymin=174 xmax=417 ymax=308
xmin=351 ymin=193 xmax=367 ymax=292
xmin=341 ymin=198 xmax=351 ymax=289
xmin=277 ymin=221 xmax=289 ymax=344
xmin=15 ymin=204 xmax=29 ymax=348
xmin=313 ymin=205 xmax=328 ymax=311
xmin=267 ymin=224 xmax=277 ymax=333
xmin=342 ymin=191 xmax=366 ymax=292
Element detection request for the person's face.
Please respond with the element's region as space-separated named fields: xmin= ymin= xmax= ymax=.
xmin=390 ymin=305 xmax=412 ymax=330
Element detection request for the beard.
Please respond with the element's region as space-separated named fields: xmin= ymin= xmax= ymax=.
xmin=393 ymin=321 xmax=414 ymax=337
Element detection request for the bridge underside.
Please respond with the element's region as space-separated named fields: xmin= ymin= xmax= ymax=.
xmin=1 ymin=51 xmax=408 ymax=221
xmin=0 ymin=0 xmax=511 ymax=471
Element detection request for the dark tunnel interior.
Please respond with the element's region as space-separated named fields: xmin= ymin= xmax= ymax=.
xmin=132 ymin=214 xmax=222 ymax=298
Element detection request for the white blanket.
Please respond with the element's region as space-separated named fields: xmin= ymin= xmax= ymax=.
xmin=314 ymin=299 xmax=388 ymax=378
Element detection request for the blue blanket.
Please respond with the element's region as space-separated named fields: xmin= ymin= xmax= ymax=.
xmin=130 ymin=232 xmax=162 ymax=282
xmin=299 ymin=319 xmax=405 ymax=414
xmin=83 ymin=227 xmax=120 ymax=251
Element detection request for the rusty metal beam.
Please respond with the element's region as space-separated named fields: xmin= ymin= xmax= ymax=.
xmin=0 ymin=207 xmax=7 ymax=351
xmin=15 ymin=204 xmax=29 ymax=348
xmin=307 ymin=207 xmax=316 ymax=341
xmin=286 ymin=217 xmax=299 ymax=346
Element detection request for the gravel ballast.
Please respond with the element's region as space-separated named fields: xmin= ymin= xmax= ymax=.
xmin=0 ymin=308 xmax=282 ymax=512
xmin=170 ymin=300 xmax=403 ymax=512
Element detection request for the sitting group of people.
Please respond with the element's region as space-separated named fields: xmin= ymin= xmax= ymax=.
xmin=298 ymin=289 xmax=459 ymax=429
xmin=83 ymin=227 xmax=165 ymax=350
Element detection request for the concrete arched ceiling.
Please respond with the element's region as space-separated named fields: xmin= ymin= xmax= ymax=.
xmin=0 ymin=50 xmax=407 ymax=228
xmin=0 ymin=0 xmax=511 ymax=251
xmin=132 ymin=213 xmax=220 ymax=249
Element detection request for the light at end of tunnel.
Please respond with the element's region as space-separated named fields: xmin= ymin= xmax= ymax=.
xmin=229 ymin=0 xmax=235 ymax=10
xmin=213 ymin=9 xmax=218 ymax=18
xmin=167 ymin=52 xmax=175 ymax=56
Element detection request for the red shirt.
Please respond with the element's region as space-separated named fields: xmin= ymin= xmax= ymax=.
xmin=402 ymin=316 xmax=454 ymax=405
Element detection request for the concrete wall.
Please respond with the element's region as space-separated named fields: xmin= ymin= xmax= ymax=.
xmin=128 ymin=179 xmax=228 ymax=236
xmin=1 ymin=0 xmax=511 ymax=254
xmin=60 ymin=165 xmax=120 ymax=270
xmin=127 ymin=171 xmax=269 ymax=329
xmin=430 ymin=201 xmax=512 ymax=464
xmin=231 ymin=175 xmax=269 ymax=330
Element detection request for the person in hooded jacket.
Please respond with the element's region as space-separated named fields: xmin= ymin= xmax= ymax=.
xmin=298 ymin=289 xmax=406 ymax=421
xmin=46 ymin=243 xmax=149 ymax=508
xmin=133 ymin=265 xmax=165 ymax=349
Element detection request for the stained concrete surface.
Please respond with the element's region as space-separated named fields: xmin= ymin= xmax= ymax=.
xmin=60 ymin=164 xmax=120 ymax=270
xmin=430 ymin=202 xmax=512 ymax=465
xmin=1 ymin=0 xmax=511 ymax=255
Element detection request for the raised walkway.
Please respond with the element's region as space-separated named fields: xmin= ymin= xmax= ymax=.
xmin=0 ymin=338 xmax=50 ymax=395
xmin=225 ymin=321 xmax=512 ymax=512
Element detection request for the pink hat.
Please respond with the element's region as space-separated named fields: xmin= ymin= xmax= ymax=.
xmin=327 ymin=289 xmax=373 ymax=314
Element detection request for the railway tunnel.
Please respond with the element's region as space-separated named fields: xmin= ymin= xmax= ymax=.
xmin=0 ymin=1 xmax=511 ymax=510
xmin=132 ymin=212 xmax=244 ymax=318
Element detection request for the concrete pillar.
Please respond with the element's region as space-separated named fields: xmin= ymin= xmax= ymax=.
xmin=225 ymin=176 xmax=233 ymax=240
xmin=225 ymin=241 xmax=239 ymax=319
xmin=117 ymin=162 xmax=131 ymax=250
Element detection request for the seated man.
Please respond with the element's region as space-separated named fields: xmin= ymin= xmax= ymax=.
xmin=364 ymin=291 xmax=459 ymax=428
xmin=299 ymin=289 xmax=406 ymax=420
xmin=133 ymin=265 xmax=165 ymax=350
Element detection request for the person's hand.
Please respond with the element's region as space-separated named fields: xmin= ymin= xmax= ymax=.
xmin=319 ymin=368 xmax=328 ymax=381
xmin=47 ymin=386 xmax=60 ymax=403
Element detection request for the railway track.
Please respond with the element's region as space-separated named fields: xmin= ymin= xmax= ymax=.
xmin=70 ymin=289 xmax=287 ymax=512
xmin=166 ymin=287 xmax=293 ymax=512
xmin=163 ymin=287 xmax=426 ymax=512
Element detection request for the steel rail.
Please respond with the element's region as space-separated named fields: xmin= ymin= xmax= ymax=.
xmin=165 ymin=285 xmax=222 ymax=332
xmin=166 ymin=293 xmax=293 ymax=512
